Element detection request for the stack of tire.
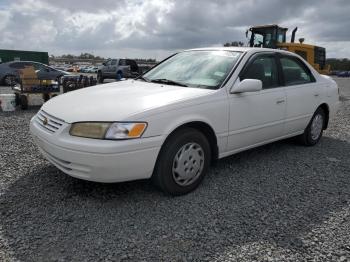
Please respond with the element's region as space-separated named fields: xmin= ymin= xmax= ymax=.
xmin=62 ymin=75 xmax=97 ymax=93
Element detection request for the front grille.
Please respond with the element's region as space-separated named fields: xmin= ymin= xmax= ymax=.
xmin=35 ymin=110 xmax=65 ymax=134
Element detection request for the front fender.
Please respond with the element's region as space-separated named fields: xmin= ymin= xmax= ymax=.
xmin=140 ymin=98 xmax=229 ymax=154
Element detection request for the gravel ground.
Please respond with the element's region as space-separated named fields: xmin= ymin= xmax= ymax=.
xmin=0 ymin=78 xmax=349 ymax=261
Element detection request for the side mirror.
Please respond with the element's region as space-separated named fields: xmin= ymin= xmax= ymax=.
xmin=231 ymin=79 xmax=262 ymax=93
xmin=102 ymin=62 xmax=106 ymax=66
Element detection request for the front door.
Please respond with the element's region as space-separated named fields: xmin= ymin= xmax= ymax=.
xmin=227 ymin=53 xmax=286 ymax=152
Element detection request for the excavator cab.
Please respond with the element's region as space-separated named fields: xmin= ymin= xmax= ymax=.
xmin=247 ymin=24 xmax=330 ymax=74
xmin=247 ymin=24 xmax=288 ymax=48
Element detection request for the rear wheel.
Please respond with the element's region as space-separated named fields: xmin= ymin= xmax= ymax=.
xmin=299 ymin=107 xmax=325 ymax=146
xmin=152 ymin=128 xmax=211 ymax=195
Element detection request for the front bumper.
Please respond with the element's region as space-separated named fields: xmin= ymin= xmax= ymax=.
xmin=30 ymin=113 xmax=163 ymax=183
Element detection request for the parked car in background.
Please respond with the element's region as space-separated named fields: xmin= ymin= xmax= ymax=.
xmin=66 ymin=66 xmax=80 ymax=72
xmin=0 ymin=61 xmax=70 ymax=85
xmin=337 ymin=71 xmax=350 ymax=77
xmin=329 ymin=70 xmax=340 ymax=76
xmin=85 ymin=66 xmax=99 ymax=73
xmin=79 ymin=66 xmax=89 ymax=73
xmin=97 ymin=58 xmax=140 ymax=83
xmin=30 ymin=47 xmax=340 ymax=195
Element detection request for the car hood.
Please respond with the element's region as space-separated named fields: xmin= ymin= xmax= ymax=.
xmin=42 ymin=80 xmax=216 ymax=123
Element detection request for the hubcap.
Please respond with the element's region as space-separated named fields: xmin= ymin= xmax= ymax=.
xmin=310 ymin=114 xmax=323 ymax=140
xmin=172 ymin=142 xmax=204 ymax=186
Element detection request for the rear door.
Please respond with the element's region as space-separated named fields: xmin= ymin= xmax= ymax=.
xmin=278 ymin=55 xmax=320 ymax=135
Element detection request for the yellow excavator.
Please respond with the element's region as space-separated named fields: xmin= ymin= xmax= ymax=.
xmin=247 ymin=24 xmax=330 ymax=74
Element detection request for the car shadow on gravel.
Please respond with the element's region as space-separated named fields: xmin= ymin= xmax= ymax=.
xmin=1 ymin=136 xmax=350 ymax=261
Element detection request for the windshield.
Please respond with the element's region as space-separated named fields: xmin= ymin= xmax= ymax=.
xmin=143 ymin=50 xmax=241 ymax=89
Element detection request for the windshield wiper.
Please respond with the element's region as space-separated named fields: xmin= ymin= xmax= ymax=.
xmin=135 ymin=75 xmax=150 ymax=82
xmin=150 ymin=78 xmax=188 ymax=87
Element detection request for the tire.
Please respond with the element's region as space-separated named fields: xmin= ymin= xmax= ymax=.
xmin=298 ymin=107 xmax=326 ymax=146
xmin=20 ymin=95 xmax=28 ymax=110
xmin=116 ymin=71 xmax=123 ymax=81
xmin=97 ymin=72 xmax=104 ymax=84
xmin=152 ymin=128 xmax=211 ymax=195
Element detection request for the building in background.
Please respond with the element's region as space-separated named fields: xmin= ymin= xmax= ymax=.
xmin=0 ymin=49 xmax=49 ymax=64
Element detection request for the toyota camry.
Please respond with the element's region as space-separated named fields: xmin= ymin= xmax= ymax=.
xmin=30 ymin=47 xmax=340 ymax=195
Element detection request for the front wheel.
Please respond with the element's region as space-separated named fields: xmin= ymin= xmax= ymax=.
xmin=152 ymin=128 xmax=211 ymax=195
xmin=299 ymin=107 xmax=325 ymax=146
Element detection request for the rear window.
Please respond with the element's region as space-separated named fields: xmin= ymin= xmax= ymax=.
xmin=280 ymin=57 xmax=314 ymax=86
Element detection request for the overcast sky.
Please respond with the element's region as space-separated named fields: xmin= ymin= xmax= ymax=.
xmin=0 ymin=0 xmax=349 ymax=60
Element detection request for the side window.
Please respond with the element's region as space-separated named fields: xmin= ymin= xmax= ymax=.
xmin=32 ymin=63 xmax=45 ymax=71
xmin=241 ymin=55 xmax=279 ymax=89
xmin=111 ymin=60 xmax=117 ymax=65
xmin=280 ymin=56 xmax=313 ymax=86
xmin=119 ymin=59 xmax=126 ymax=66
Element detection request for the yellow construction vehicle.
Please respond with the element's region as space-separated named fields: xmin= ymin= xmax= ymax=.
xmin=247 ymin=24 xmax=330 ymax=74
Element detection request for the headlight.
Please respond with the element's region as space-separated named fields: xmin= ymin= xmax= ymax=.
xmin=69 ymin=122 xmax=147 ymax=140
xmin=69 ymin=122 xmax=110 ymax=139
xmin=105 ymin=122 xmax=147 ymax=139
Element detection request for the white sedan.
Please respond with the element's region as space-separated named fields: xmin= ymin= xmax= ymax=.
xmin=30 ymin=47 xmax=340 ymax=195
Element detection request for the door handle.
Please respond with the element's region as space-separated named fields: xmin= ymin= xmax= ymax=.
xmin=314 ymin=93 xmax=319 ymax=97
xmin=276 ymin=99 xmax=285 ymax=104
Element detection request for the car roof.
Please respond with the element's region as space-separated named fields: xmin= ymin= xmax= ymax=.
xmin=187 ymin=47 xmax=251 ymax=52
xmin=185 ymin=46 xmax=297 ymax=56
